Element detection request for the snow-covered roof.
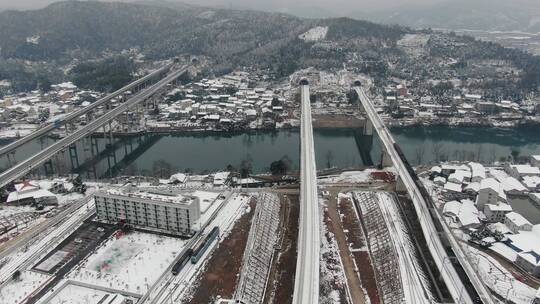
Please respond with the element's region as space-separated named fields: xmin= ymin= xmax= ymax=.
xmin=509 ymin=164 xmax=540 ymax=175
xmin=468 ymin=162 xmax=486 ymax=179
xmin=430 ymin=166 xmax=442 ymax=173
xmin=517 ymin=251 xmax=540 ymax=265
xmin=169 ymin=173 xmax=187 ymax=183
xmin=443 ymin=201 xmax=461 ymax=216
xmin=505 ymin=230 xmax=540 ymax=254
xmin=464 ymin=182 xmax=480 ymax=193
xmin=489 ymin=169 xmax=509 ymax=182
xmin=448 ymin=170 xmax=470 ymax=183
xmin=485 ymin=203 xmax=512 ymax=212
xmin=480 ymin=178 xmax=499 ymax=191
xmin=14 ymin=180 xmax=39 ymax=192
xmin=443 ymin=199 xmax=480 ymax=227
xmin=505 ymin=212 xmax=532 ymax=227
xmin=444 ymin=182 xmax=462 ymax=192
xmin=501 ymin=176 xmax=528 ymax=193
xmin=522 ymin=176 xmax=540 ymax=189
xmin=434 ymin=176 xmax=446 ymax=184
xmin=7 ymin=188 xmax=55 ymax=203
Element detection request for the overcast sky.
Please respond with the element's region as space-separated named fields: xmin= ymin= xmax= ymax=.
xmin=0 ymin=0 xmax=449 ymax=13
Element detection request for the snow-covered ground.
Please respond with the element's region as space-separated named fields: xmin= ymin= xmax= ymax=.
xmin=299 ymin=26 xmax=328 ymax=42
xmin=46 ymin=283 xmax=108 ymax=304
xmin=463 ymin=245 xmax=537 ymax=304
xmin=0 ymin=125 xmax=38 ymax=140
xmin=0 ymin=271 xmax=51 ymax=304
xmin=68 ymin=231 xmax=187 ymax=295
xmin=319 ymin=169 xmax=382 ymax=184
xmin=319 ymin=197 xmax=349 ymax=304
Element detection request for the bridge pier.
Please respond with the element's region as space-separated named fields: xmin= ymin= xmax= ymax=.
xmin=363 ymin=119 xmax=373 ymax=136
xmin=43 ymin=159 xmax=54 ymax=176
xmin=6 ymin=152 xmax=16 ymax=167
xmin=380 ymin=149 xmax=393 ymax=168
xmin=69 ymin=144 xmax=79 ymax=170
xmin=395 ymin=175 xmax=407 ymax=193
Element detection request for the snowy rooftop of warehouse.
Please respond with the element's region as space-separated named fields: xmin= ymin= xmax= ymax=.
xmin=6 ymin=188 xmax=56 ymax=203
xmin=68 ymin=231 xmax=188 ymax=295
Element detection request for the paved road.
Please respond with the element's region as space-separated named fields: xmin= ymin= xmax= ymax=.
xmin=292 ymin=85 xmax=320 ymax=304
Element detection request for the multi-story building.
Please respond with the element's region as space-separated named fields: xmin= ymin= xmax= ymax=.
xmin=476 ymin=178 xmax=506 ymax=210
xmin=483 ymin=203 xmax=513 ymax=223
xmin=94 ymin=188 xmax=200 ymax=236
xmin=504 ymin=211 xmax=533 ymax=234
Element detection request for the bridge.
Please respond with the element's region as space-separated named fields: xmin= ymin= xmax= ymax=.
xmin=0 ymin=65 xmax=188 ymax=188
xmin=0 ymin=63 xmax=175 ymax=162
xmin=353 ymin=85 xmax=495 ymax=304
xmin=292 ymin=82 xmax=320 ymax=304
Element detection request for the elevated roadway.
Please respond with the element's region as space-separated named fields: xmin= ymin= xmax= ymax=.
xmin=0 ymin=66 xmax=188 ymax=188
xmin=292 ymin=84 xmax=320 ymax=304
xmin=354 ymin=86 xmax=494 ymax=304
xmin=0 ymin=62 xmax=174 ymax=158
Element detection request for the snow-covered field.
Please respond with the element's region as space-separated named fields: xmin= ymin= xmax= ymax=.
xmin=319 ymin=170 xmax=374 ymax=184
xmin=299 ymin=26 xmax=328 ymax=42
xmin=46 ymin=283 xmax=108 ymax=304
xmin=0 ymin=271 xmax=51 ymax=304
xmin=319 ymin=197 xmax=349 ymax=304
xmin=68 ymin=231 xmax=187 ymax=295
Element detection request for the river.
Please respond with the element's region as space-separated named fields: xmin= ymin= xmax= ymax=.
xmin=2 ymin=126 xmax=540 ymax=223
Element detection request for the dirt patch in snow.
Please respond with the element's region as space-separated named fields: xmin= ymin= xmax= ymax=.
xmin=265 ymin=194 xmax=299 ymax=304
xmin=339 ymin=195 xmax=380 ymax=304
xmin=187 ymin=198 xmax=256 ymax=303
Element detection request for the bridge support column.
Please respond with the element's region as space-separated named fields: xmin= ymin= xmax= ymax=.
xmin=43 ymin=159 xmax=54 ymax=176
xmin=395 ymin=175 xmax=407 ymax=193
xmin=105 ymin=123 xmax=117 ymax=178
xmin=91 ymin=136 xmax=99 ymax=156
xmin=363 ymin=119 xmax=373 ymax=136
xmin=380 ymin=149 xmax=393 ymax=168
xmin=69 ymin=144 xmax=79 ymax=170
xmin=6 ymin=152 xmax=16 ymax=167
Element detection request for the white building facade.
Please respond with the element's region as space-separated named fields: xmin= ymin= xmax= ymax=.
xmin=94 ymin=189 xmax=200 ymax=236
